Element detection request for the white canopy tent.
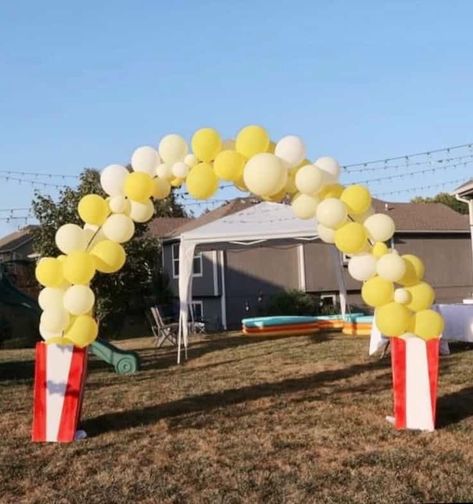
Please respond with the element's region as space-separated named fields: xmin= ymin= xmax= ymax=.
xmin=177 ymin=201 xmax=348 ymax=363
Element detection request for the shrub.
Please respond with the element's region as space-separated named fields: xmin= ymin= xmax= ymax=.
xmin=266 ymin=289 xmax=318 ymax=316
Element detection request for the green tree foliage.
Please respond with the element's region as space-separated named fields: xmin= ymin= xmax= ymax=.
xmin=411 ymin=192 xmax=468 ymax=214
xmin=266 ymin=289 xmax=318 ymax=316
xmin=31 ymin=169 xmax=186 ymax=335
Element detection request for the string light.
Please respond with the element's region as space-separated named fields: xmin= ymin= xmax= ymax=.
xmin=374 ymin=177 xmax=467 ymax=197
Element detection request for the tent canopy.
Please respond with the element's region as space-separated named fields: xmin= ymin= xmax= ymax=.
xmin=177 ymin=202 xmax=347 ymax=362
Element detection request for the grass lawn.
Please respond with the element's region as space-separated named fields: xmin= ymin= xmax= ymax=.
xmin=2 ymin=332 xmax=473 ymax=503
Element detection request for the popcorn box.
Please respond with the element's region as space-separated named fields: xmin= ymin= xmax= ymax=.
xmin=32 ymin=342 xmax=88 ymax=442
xmin=390 ymin=336 xmax=439 ymax=432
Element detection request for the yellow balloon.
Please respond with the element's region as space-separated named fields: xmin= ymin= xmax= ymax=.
xmin=372 ymin=241 xmax=389 ymax=258
xmin=191 ymin=128 xmax=222 ymax=162
xmin=90 ymin=240 xmax=126 ymax=273
xmin=45 ymin=337 xmax=75 ymax=346
xmin=151 ymin=177 xmax=171 ymax=199
xmin=375 ymin=302 xmax=412 ymax=337
xmin=265 ymin=188 xmax=287 ymax=202
xmin=235 ymin=125 xmax=270 ymax=158
xmin=186 ymin=163 xmax=219 ymax=200
xmin=234 ymin=173 xmax=248 ymax=192
xmin=398 ymin=254 xmax=425 ymax=286
xmin=334 ymin=222 xmax=368 ymax=254
xmin=214 ymin=150 xmax=246 ymax=181
xmin=78 ymin=194 xmax=109 ymax=226
xmin=340 ymin=185 xmax=372 ymax=215
xmin=170 ymin=177 xmax=184 ymax=187
xmin=64 ymin=315 xmax=99 ymax=348
xmin=413 ymin=309 xmax=444 ymax=340
xmin=405 ymin=281 xmax=435 ymax=312
xmin=35 ymin=257 xmax=64 ymax=288
xmin=362 ymin=276 xmax=394 ymax=307
xmin=124 ymin=172 xmax=154 ymax=203
xmin=319 ymin=183 xmax=344 ymax=200
xmin=62 ymin=251 xmax=96 ymax=284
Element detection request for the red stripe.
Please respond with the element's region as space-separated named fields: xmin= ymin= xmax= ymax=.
xmin=426 ymin=338 xmax=440 ymax=426
xmin=57 ymin=347 xmax=87 ymax=442
xmin=391 ymin=337 xmax=406 ymax=429
xmin=32 ymin=342 xmax=47 ymax=442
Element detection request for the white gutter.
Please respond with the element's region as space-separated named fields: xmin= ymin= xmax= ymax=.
xmin=455 ymin=194 xmax=473 ymax=283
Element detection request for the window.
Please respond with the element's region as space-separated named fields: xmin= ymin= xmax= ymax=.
xmin=171 ymin=243 xmax=203 ymax=279
xmin=190 ymin=300 xmax=204 ymax=321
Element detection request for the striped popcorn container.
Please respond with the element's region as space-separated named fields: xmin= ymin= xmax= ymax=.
xmin=390 ymin=336 xmax=440 ymax=432
xmin=32 ymin=342 xmax=88 ymax=442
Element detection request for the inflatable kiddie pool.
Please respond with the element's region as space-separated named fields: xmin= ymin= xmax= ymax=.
xmin=242 ymin=316 xmax=320 ymax=336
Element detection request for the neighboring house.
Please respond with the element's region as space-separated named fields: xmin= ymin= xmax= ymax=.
xmin=0 ymin=225 xmax=37 ymax=263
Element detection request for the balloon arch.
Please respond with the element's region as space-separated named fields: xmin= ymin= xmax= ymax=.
xmin=35 ymin=125 xmax=444 ymax=349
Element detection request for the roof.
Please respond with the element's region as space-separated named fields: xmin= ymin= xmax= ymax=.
xmin=0 ymin=226 xmax=37 ymax=253
xmin=372 ymin=199 xmax=469 ymax=232
xmin=147 ymin=217 xmax=192 ymax=238
xmin=453 ymin=179 xmax=473 ymax=199
xmin=164 ymin=197 xmax=469 ymax=241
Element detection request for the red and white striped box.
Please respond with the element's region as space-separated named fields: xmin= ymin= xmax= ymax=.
xmin=390 ymin=336 xmax=440 ymax=432
xmin=32 ymin=342 xmax=88 ymax=443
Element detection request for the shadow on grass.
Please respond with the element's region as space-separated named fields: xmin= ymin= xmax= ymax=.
xmin=437 ymin=386 xmax=473 ymax=427
xmin=84 ymin=358 xmax=389 ymax=436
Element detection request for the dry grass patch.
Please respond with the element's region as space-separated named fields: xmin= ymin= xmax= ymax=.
xmin=1 ymin=333 xmax=473 ymax=503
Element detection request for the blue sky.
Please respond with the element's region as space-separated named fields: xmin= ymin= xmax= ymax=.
xmin=0 ymin=0 xmax=472 ymax=235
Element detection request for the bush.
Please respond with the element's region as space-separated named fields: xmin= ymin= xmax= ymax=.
xmin=266 ymin=289 xmax=318 ymax=316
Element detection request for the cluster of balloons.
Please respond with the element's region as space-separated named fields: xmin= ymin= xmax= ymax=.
xmin=35 ymin=124 xmax=444 ymax=347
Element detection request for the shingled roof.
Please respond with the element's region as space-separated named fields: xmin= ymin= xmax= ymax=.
xmin=147 ymin=217 xmax=192 ymax=238
xmin=0 ymin=226 xmax=37 ymax=253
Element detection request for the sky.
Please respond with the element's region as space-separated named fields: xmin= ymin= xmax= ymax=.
xmin=0 ymin=0 xmax=472 ymax=236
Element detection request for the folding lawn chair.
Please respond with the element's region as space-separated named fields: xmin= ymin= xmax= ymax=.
xmin=148 ymin=306 xmax=179 ymax=348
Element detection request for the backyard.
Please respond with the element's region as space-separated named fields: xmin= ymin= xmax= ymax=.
xmin=1 ymin=332 xmax=473 ymax=503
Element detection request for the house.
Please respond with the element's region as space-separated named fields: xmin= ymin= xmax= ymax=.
xmin=0 ymin=225 xmax=37 ymax=263
xmin=153 ymin=198 xmax=473 ymax=331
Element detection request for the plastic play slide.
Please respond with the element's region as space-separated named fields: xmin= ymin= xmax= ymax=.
xmin=0 ymin=263 xmax=139 ymax=374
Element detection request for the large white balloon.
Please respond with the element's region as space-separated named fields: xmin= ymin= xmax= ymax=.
xmin=295 ymin=164 xmax=324 ymax=195
xmin=39 ymin=325 xmax=62 ymax=342
xmin=38 ymin=287 xmax=65 ymax=311
xmin=129 ymin=199 xmax=154 ymax=223
xmin=317 ymin=223 xmax=336 ymax=244
xmin=243 ymin=153 xmax=287 ymax=197
xmin=172 ymin=161 xmax=189 ymax=179
xmin=348 ymin=253 xmax=377 ymax=282
xmin=376 ymin=252 xmax=407 ymax=282
xmin=316 ymin=198 xmax=347 ymax=229
xmin=63 ymin=285 xmax=95 ymax=316
xmin=102 ymin=214 xmax=135 ymax=243
xmin=364 ymin=213 xmax=396 ymax=242
xmin=40 ymin=308 xmax=70 ymax=333
xmin=274 ymin=135 xmax=306 ymax=167
xmin=55 ymin=224 xmax=87 ymax=254
xmin=158 ymin=134 xmax=188 ymax=163
xmin=184 ymin=153 xmax=198 ymax=168
xmin=314 ymin=157 xmax=341 ymax=180
xmin=131 ymin=146 xmax=160 ymax=175
xmin=83 ymin=224 xmax=106 ymax=248
xmin=100 ymin=164 xmax=129 ymax=197
xmin=291 ymin=193 xmax=320 ymax=219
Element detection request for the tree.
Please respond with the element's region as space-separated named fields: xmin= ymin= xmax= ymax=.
xmin=411 ymin=192 xmax=468 ymax=214
xmin=31 ymin=168 xmax=186 ymax=336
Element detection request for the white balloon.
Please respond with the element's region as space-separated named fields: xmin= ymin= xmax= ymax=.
xmin=39 ymin=324 xmax=62 ymax=342
xmin=158 ymin=134 xmax=188 ymax=163
xmin=184 ymin=153 xmax=198 ymax=168
xmin=63 ymin=285 xmax=95 ymax=316
xmin=295 ymin=164 xmax=324 ymax=195
xmin=83 ymin=224 xmax=106 ymax=248
xmin=40 ymin=308 xmax=70 ymax=334
xmin=243 ymin=153 xmax=287 ymax=197
xmin=131 ymin=146 xmax=160 ymax=175
xmin=156 ymin=162 xmax=174 ymax=180
xmin=317 ymin=223 xmax=336 ymax=244
xmin=314 ymin=157 xmax=341 ymax=179
xmin=376 ymin=253 xmax=407 ymax=282
xmin=100 ymin=164 xmax=129 ymax=197
xmin=394 ymin=288 xmax=411 ymax=304
xmin=364 ymin=213 xmax=396 ymax=242
xmin=38 ymin=287 xmax=65 ymax=311
xmin=109 ymin=195 xmax=131 ymax=214
xmin=348 ymin=253 xmax=377 ymax=282
xmin=55 ymin=224 xmax=87 ymax=254
xmin=102 ymin=214 xmax=135 ymax=243
xmin=275 ymin=135 xmax=306 ymax=167
xmin=172 ymin=161 xmax=189 ymax=179
xmin=316 ymin=198 xmax=347 ymax=229
xmin=129 ymin=199 xmax=154 ymax=223
xmin=291 ymin=193 xmax=320 ymax=219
